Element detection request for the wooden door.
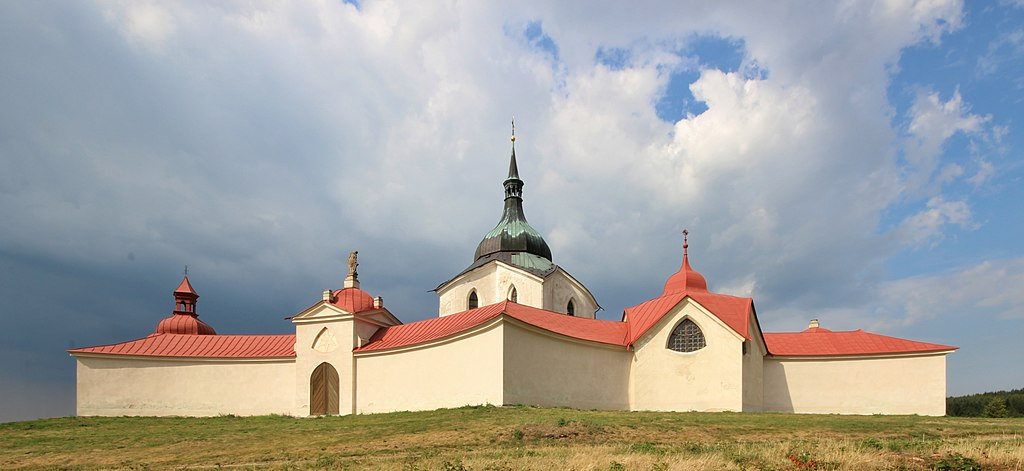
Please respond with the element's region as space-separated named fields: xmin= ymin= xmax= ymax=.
xmin=310 ymin=362 xmax=340 ymax=416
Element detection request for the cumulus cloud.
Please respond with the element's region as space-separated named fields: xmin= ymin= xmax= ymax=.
xmin=878 ymin=258 xmax=1024 ymax=327
xmin=894 ymin=196 xmax=975 ymax=247
xmin=903 ymin=88 xmax=990 ymax=193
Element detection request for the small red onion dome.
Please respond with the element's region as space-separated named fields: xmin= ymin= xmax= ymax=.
xmin=155 ymin=313 xmax=217 ymax=335
xmin=155 ymin=275 xmax=216 ymax=335
xmin=662 ymin=230 xmax=709 ymax=295
xmin=330 ymin=287 xmax=375 ymax=313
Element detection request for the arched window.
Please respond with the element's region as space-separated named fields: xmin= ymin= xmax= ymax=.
xmin=667 ymin=319 xmax=705 ymax=352
xmin=468 ymin=290 xmax=478 ymax=309
xmin=508 ymin=286 xmax=517 ymax=303
xmin=566 ymin=299 xmax=575 ymax=316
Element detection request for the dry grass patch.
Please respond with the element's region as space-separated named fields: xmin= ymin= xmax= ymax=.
xmin=1 ymin=407 xmax=1022 ymax=470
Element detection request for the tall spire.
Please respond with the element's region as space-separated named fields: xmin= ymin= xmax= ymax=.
xmin=473 ymin=123 xmax=552 ymax=262
xmin=504 ymin=118 xmax=522 ymax=199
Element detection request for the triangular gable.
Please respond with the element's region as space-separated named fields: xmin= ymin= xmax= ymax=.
xmin=290 ymin=301 xmax=351 ymax=321
xmin=623 ymin=291 xmax=753 ymax=346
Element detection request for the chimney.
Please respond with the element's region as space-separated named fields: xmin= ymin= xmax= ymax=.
xmin=323 ymin=289 xmax=333 ymax=302
xmin=373 ymin=296 xmax=383 ymax=309
xmin=808 ymin=319 xmax=820 ymax=329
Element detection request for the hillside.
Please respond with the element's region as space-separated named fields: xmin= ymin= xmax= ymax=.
xmin=1 ymin=406 xmax=1022 ymax=470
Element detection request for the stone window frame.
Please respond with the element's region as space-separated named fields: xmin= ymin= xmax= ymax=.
xmin=507 ymin=285 xmax=518 ymax=303
xmin=468 ymin=290 xmax=479 ymax=310
xmin=566 ymin=298 xmax=575 ymax=316
xmin=666 ymin=317 xmax=706 ymax=353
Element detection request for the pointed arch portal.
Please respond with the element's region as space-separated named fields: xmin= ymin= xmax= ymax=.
xmin=309 ymin=362 xmax=340 ymax=416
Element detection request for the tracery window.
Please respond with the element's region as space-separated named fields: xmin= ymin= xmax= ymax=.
xmin=468 ymin=290 xmax=478 ymax=309
xmin=566 ymin=299 xmax=575 ymax=316
xmin=667 ymin=319 xmax=705 ymax=352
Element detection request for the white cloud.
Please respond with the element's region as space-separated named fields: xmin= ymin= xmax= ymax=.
xmin=879 ymin=258 xmax=1024 ymax=327
xmin=894 ymin=196 xmax=974 ymax=247
xmin=967 ymin=159 xmax=995 ymax=186
xmin=903 ymin=88 xmax=990 ymax=193
xmin=102 ymin=0 xmax=179 ymax=48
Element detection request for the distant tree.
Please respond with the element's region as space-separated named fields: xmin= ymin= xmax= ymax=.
xmin=982 ymin=397 xmax=1009 ymax=418
xmin=947 ymin=388 xmax=1024 ymax=417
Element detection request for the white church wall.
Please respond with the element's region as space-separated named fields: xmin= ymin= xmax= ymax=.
xmin=438 ymin=264 xmax=510 ymax=316
xmin=541 ymin=269 xmax=598 ymax=319
xmin=742 ymin=311 xmax=765 ymax=412
xmin=293 ymin=311 xmax=357 ymax=416
xmin=494 ymin=264 xmax=544 ymax=308
xmin=354 ymin=321 xmax=504 ymax=413
xmin=763 ymin=352 xmax=949 ymax=415
xmin=629 ymin=298 xmax=745 ymax=412
xmin=502 ymin=320 xmax=630 ymax=410
xmin=74 ymin=356 xmax=294 ymax=416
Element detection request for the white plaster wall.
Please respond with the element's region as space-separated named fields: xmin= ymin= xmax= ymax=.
xmin=502 ymin=321 xmax=630 ymax=410
xmin=742 ymin=312 xmax=765 ymax=412
xmin=439 ymin=263 xmax=546 ymax=316
xmin=541 ymin=270 xmax=598 ymax=319
xmin=629 ymin=298 xmax=745 ymax=412
xmin=75 ymin=356 xmax=294 ymax=416
xmin=354 ymin=323 xmax=504 ymax=413
xmin=438 ymin=263 xmax=599 ymax=319
xmin=763 ymin=353 xmax=949 ymax=415
xmin=294 ymin=314 xmax=355 ymax=416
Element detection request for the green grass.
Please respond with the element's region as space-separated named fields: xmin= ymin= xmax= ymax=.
xmin=1 ymin=406 xmax=1022 ymax=470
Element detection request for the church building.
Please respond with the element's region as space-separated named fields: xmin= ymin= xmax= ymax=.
xmin=69 ymin=134 xmax=957 ymax=416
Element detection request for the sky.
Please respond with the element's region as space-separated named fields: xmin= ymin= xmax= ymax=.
xmin=1 ymin=0 xmax=1022 ymax=422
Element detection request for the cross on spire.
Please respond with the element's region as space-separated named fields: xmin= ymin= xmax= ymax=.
xmin=183 ymin=265 xmax=189 ymax=277
xmin=511 ymin=117 xmax=516 ymax=143
xmin=682 ymin=229 xmax=689 ymax=257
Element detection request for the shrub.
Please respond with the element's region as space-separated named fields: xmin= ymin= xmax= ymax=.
xmin=932 ymin=452 xmax=982 ymax=471
xmin=982 ymin=397 xmax=1009 ymax=418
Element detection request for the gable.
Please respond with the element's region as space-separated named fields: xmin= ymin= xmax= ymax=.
xmin=290 ymin=302 xmax=351 ymax=323
xmin=623 ymin=291 xmax=753 ymax=347
xmin=630 ymin=296 xmax=745 ymax=351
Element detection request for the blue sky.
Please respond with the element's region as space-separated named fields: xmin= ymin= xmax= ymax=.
xmin=0 ymin=0 xmax=1022 ymax=422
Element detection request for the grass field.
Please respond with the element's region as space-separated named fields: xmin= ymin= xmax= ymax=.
xmin=1 ymin=406 xmax=1022 ymax=470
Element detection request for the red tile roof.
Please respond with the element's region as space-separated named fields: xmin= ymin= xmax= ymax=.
xmin=68 ymin=333 xmax=295 ymax=358
xmin=622 ymin=250 xmax=754 ymax=346
xmin=763 ymin=328 xmax=957 ymax=356
xmin=331 ymin=287 xmax=375 ymax=313
xmin=354 ymin=301 xmax=629 ymax=352
xmin=662 ymin=253 xmax=708 ymax=294
xmin=154 ymin=313 xmax=217 ymax=335
xmin=174 ymin=276 xmax=198 ymax=295
xmin=623 ymin=291 xmax=753 ymax=346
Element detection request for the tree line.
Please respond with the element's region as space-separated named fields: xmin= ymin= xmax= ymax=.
xmin=946 ymin=388 xmax=1024 ymax=417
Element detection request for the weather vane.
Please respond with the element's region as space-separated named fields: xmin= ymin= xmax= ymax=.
xmin=184 ymin=265 xmax=189 ymax=277
xmin=682 ymin=229 xmax=689 ymax=255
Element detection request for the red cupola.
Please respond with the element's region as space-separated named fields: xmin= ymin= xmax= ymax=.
xmin=662 ymin=229 xmax=709 ymax=295
xmin=155 ymin=275 xmax=216 ymax=335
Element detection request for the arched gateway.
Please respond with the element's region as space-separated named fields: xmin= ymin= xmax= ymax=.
xmin=309 ymin=362 xmax=339 ymax=415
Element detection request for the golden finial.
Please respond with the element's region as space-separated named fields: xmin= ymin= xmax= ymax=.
xmin=511 ymin=117 xmax=516 ymax=142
